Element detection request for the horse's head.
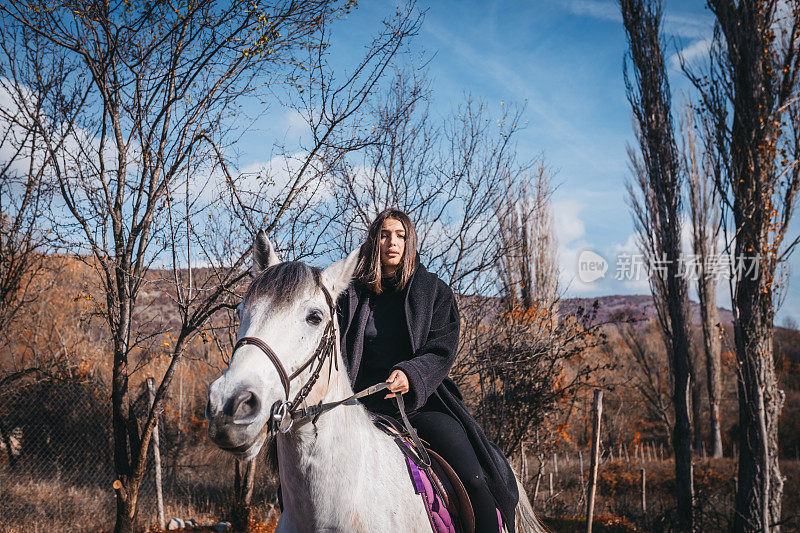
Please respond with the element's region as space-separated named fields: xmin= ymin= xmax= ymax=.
xmin=206 ymin=231 xmax=359 ymax=460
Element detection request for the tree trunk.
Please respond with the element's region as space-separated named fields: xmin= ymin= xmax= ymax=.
xmin=732 ymin=249 xmax=784 ymax=532
xmin=665 ymin=231 xmax=697 ymax=531
xmin=706 ymin=2 xmax=788 ymax=527
xmin=691 ymin=347 xmax=704 ymax=453
xmin=233 ymin=458 xmax=258 ymax=531
xmin=114 ymin=492 xmax=137 ymax=533
xmin=669 ymin=303 xmax=695 ymax=531
xmin=699 ymin=276 xmax=724 ymax=458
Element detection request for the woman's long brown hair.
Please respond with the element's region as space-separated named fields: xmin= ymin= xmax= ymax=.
xmin=354 ymin=209 xmax=418 ymax=294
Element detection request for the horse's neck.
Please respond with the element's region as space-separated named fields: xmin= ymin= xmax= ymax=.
xmin=276 ymin=351 xmax=388 ymax=528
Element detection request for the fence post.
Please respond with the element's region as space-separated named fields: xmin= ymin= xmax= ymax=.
xmin=146 ymin=377 xmax=165 ymax=531
xmin=553 ymin=453 xmax=559 ymax=477
xmin=640 ymin=467 xmax=646 ymax=513
xmin=586 ymin=389 xmax=603 ymax=533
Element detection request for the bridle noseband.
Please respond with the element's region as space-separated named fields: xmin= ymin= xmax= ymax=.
xmin=233 ymin=283 xmax=338 ymax=434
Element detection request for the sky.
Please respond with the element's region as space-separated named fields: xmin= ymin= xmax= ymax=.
xmin=236 ymin=0 xmax=800 ymax=325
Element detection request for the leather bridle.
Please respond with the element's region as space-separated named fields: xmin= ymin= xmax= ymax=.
xmin=232 ymin=281 xmax=431 ymax=470
xmin=233 ymin=283 xmax=339 ymax=434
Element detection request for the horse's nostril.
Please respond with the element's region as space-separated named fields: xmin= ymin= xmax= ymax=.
xmin=231 ymin=389 xmax=261 ymax=423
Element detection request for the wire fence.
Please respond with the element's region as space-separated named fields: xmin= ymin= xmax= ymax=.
xmin=0 ymin=375 xmax=280 ymax=532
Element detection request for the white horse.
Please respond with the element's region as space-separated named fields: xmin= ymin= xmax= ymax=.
xmin=206 ymin=231 xmax=545 ymax=532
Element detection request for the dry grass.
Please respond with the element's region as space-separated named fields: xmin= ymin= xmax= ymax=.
xmin=526 ymin=457 xmax=800 ymax=532
xmin=2 ymin=454 xmax=799 ymax=531
xmin=0 ymin=469 xmax=280 ymax=532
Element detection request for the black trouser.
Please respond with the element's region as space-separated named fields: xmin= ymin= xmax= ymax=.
xmin=408 ymin=409 xmax=500 ymax=532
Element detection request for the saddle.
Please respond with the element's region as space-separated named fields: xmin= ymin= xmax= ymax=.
xmin=374 ymin=414 xmax=475 ymax=533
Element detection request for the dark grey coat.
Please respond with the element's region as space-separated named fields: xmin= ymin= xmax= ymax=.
xmin=337 ymin=258 xmax=519 ymax=532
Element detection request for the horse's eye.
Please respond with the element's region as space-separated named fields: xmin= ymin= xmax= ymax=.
xmin=306 ymin=311 xmax=323 ymax=326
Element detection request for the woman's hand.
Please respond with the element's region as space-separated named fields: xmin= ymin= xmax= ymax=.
xmin=384 ymin=369 xmax=409 ymax=398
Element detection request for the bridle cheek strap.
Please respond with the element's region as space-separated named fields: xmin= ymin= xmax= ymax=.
xmin=233 ymin=336 xmax=291 ymax=400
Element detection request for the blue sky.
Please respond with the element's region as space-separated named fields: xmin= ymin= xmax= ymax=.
xmin=239 ymin=0 xmax=800 ymax=325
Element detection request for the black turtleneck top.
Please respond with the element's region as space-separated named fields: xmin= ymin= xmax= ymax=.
xmin=353 ymin=276 xmax=413 ymax=414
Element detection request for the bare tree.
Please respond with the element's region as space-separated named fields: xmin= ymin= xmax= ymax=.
xmin=620 ymin=0 xmax=696 ymax=529
xmin=331 ymin=68 xmax=533 ymax=296
xmin=0 ymin=33 xmax=57 ymax=350
xmin=682 ymin=104 xmax=725 ymax=458
xmin=612 ymin=312 xmax=674 ymax=440
xmin=462 ymin=299 xmax=608 ymax=456
xmin=496 ymin=161 xmax=560 ymax=312
xmin=0 ymin=1 xmax=420 ymax=530
xmin=684 ymin=2 xmax=800 ymax=529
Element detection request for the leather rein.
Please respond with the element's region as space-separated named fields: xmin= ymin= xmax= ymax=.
xmin=231 ymin=282 xmax=432 ymax=468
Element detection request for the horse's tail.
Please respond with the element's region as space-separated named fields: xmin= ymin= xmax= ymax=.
xmin=512 ymin=467 xmax=548 ymax=533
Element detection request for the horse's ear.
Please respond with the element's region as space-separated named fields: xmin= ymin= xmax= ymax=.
xmin=321 ymin=247 xmax=361 ymax=300
xmin=253 ymin=230 xmax=281 ymax=273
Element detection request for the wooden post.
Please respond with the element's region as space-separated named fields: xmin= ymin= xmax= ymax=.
xmin=660 ymin=443 xmax=664 ymax=461
xmin=146 ymin=377 xmax=165 ymax=531
xmin=233 ymin=458 xmax=257 ymax=531
xmin=586 ymin=389 xmax=603 ymax=533
xmin=533 ymin=466 xmax=542 ymax=503
xmin=624 ymin=442 xmax=630 ymax=463
xmin=640 ymin=467 xmax=647 ymax=513
xmin=553 ymin=453 xmax=559 ymax=476
xmin=521 ymin=441 xmax=528 ymax=482
xmin=549 ymin=472 xmax=553 ymax=497
xmin=579 ymin=449 xmax=584 ymax=476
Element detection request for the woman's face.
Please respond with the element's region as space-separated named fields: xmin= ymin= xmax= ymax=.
xmin=379 ymin=217 xmax=406 ymax=275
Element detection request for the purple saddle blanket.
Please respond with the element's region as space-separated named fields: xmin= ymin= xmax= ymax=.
xmin=404 ymin=452 xmax=504 ymax=533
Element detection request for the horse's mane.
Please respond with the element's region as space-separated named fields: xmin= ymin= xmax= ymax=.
xmin=245 ymin=261 xmax=323 ymax=310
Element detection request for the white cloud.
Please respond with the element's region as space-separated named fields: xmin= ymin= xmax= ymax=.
xmin=663 ymin=13 xmax=714 ymax=40
xmin=562 ymin=1 xmax=713 ymax=39
xmin=669 ymin=38 xmax=713 ymax=71
xmin=562 ymin=0 xmax=620 ymax=22
xmin=280 ymin=109 xmax=310 ymax=145
xmin=553 ymin=198 xmax=586 ymax=244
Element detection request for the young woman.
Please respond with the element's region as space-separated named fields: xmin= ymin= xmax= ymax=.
xmin=337 ymin=208 xmax=519 ymax=533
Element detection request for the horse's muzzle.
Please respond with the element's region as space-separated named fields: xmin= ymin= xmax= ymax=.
xmin=206 ymin=382 xmax=265 ymax=450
